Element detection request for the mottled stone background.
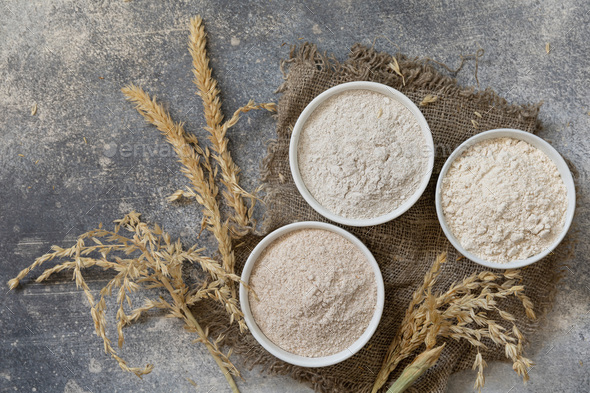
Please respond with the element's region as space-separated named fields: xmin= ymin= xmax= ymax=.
xmin=1 ymin=1 xmax=588 ymax=392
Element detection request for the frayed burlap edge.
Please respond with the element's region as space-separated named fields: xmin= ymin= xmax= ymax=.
xmin=273 ymin=43 xmax=543 ymax=131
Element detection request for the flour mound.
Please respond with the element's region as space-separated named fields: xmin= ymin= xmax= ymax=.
xmin=441 ymin=137 xmax=568 ymax=263
xmin=297 ymin=89 xmax=429 ymax=220
xmin=248 ymin=229 xmax=377 ymax=357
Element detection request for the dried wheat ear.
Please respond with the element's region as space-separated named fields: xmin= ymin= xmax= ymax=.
xmin=9 ymin=15 xmax=276 ymax=393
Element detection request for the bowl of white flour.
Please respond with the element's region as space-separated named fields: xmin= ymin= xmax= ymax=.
xmin=239 ymin=221 xmax=385 ymax=367
xmin=289 ymin=81 xmax=434 ymax=226
xmin=436 ymin=128 xmax=575 ymax=269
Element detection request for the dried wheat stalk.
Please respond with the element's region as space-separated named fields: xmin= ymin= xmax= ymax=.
xmin=8 ymin=212 xmax=241 ymax=392
xmin=189 ymin=16 xmax=276 ymax=234
xmin=372 ymin=253 xmax=535 ymax=393
xmin=121 ymin=85 xmax=251 ymax=328
xmin=8 ymin=14 xmax=278 ymax=393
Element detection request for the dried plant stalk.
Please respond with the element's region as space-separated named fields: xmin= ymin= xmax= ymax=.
xmin=10 ymin=14 xmax=279 ymax=393
xmin=189 ymin=16 xmax=276 ymax=233
xmin=223 ymin=100 xmax=277 ymax=132
xmin=372 ymin=253 xmax=535 ymax=393
xmin=121 ymin=85 xmax=247 ymax=331
xmin=8 ymin=212 xmax=240 ymax=391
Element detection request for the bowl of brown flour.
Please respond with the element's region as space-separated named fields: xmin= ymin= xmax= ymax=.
xmin=239 ymin=221 xmax=385 ymax=367
xmin=436 ymin=128 xmax=576 ymax=269
xmin=289 ymin=81 xmax=434 ymax=227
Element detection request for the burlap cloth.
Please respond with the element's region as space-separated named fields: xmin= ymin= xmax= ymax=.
xmin=200 ymin=43 xmax=572 ymax=393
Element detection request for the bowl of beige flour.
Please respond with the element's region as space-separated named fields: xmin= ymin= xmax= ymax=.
xmin=239 ymin=221 xmax=385 ymax=367
xmin=289 ymin=81 xmax=434 ymax=226
xmin=436 ymin=128 xmax=576 ymax=269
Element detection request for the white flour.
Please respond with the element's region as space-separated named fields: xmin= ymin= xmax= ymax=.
xmin=297 ymin=89 xmax=428 ymax=220
xmin=441 ymin=137 xmax=568 ymax=263
xmin=248 ymin=229 xmax=377 ymax=357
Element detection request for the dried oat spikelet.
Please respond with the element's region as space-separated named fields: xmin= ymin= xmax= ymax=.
xmin=473 ymin=350 xmax=487 ymax=392
xmin=389 ymin=56 xmax=406 ymax=86
xmin=189 ymin=16 xmax=276 ymax=233
xmin=8 ymin=213 xmax=242 ymax=391
xmin=419 ymin=94 xmax=438 ymax=107
xmin=372 ymin=253 xmax=535 ymax=393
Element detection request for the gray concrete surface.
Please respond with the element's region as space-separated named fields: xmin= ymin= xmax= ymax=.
xmin=1 ymin=0 xmax=589 ymax=392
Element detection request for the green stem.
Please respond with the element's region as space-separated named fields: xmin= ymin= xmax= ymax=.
xmin=386 ymin=345 xmax=445 ymax=393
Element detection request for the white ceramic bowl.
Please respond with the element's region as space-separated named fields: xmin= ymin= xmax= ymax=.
xmin=289 ymin=81 xmax=435 ymax=227
xmin=435 ymin=128 xmax=576 ymax=269
xmin=239 ymin=221 xmax=385 ymax=367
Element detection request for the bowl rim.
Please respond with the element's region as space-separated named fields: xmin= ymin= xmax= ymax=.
xmin=239 ymin=221 xmax=385 ymax=367
xmin=435 ymin=128 xmax=576 ymax=269
xmin=289 ymin=81 xmax=435 ymax=227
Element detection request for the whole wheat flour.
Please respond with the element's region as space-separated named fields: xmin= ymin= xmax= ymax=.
xmin=441 ymin=137 xmax=568 ymax=263
xmin=297 ymin=89 xmax=429 ymax=220
xmin=248 ymin=228 xmax=377 ymax=357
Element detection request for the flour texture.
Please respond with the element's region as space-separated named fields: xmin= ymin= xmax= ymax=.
xmin=297 ymin=89 xmax=429 ymax=220
xmin=248 ymin=229 xmax=377 ymax=357
xmin=441 ymin=137 xmax=568 ymax=263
